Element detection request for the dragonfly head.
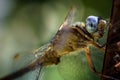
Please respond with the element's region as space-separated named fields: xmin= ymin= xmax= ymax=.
xmin=86 ymin=16 xmax=107 ymax=39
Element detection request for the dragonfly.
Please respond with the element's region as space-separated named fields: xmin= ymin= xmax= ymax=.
xmin=0 ymin=7 xmax=116 ymax=80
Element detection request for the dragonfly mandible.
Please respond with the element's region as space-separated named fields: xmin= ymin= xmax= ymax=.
xmin=0 ymin=7 xmax=111 ymax=80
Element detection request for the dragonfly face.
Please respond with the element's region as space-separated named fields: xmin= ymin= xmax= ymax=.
xmin=86 ymin=16 xmax=107 ymax=39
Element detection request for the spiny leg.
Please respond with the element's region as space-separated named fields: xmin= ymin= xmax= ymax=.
xmin=85 ymin=47 xmax=96 ymax=72
xmin=85 ymin=47 xmax=119 ymax=80
xmin=90 ymin=41 xmax=106 ymax=53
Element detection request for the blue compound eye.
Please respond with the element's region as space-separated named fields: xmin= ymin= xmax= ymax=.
xmin=86 ymin=16 xmax=98 ymax=33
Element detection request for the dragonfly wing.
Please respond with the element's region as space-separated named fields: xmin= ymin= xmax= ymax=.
xmin=33 ymin=43 xmax=51 ymax=58
xmin=59 ymin=7 xmax=77 ymax=30
xmin=12 ymin=51 xmax=35 ymax=72
xmin=12 ymin=43 xmax=51 ymax=70
xmin=0 ymin=51 xmax=37 ymax=80
xmin=0 ymin=43 xmax=50 ymax=80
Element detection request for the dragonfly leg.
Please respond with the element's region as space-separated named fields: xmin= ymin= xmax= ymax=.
xmin=85 ymin=47 xmax=119 ymax=80
xmin=90 ymin=41 xmax=106 ymax=53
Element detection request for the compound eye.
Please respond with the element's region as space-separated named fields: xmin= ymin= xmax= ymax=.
xmin=86 ymin=16 xmax=98 ymax=33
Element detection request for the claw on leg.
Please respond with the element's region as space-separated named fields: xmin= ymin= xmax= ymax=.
xmin=90 ymin=41 xmax=106 ymax=53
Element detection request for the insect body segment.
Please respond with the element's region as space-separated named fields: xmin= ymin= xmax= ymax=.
xmin=37 ymin=23 xmax=89 ymax=66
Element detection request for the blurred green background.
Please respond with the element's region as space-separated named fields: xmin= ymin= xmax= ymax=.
xmin=0 ymin=0 xmax=112 ymax=80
